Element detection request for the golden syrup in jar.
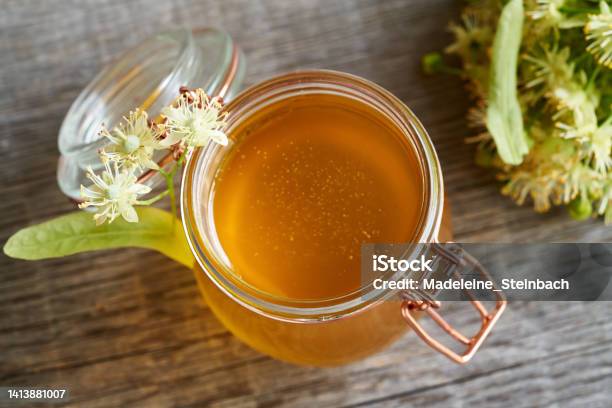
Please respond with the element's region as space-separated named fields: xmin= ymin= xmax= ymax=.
xmin=211 ymin=92 xmax=424 ymax=300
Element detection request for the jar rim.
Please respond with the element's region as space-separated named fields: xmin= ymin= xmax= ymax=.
xmin=181 ymin=70 xmax=444 ymax=322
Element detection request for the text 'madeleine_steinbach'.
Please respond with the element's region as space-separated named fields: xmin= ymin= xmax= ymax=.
xmin=372 ymin=277 xmax=570 ymax=291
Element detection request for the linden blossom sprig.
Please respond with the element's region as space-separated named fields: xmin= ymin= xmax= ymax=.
xmin=3 ymin=89 xmax=227 ymax=265
xmin=79 ymin=88 xmax=229 ymax=225
xmin=423 ymin=0 xmax=612 ymax=224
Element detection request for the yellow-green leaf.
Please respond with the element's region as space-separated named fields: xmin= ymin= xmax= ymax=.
xmin=3 ymin=207 xmax=194 ymax=268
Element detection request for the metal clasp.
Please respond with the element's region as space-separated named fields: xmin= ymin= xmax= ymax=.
xmin=401 ymin=243 xmax=506 ymax=364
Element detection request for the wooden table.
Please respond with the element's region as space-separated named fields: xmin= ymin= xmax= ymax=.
xmin=1 ymin=0 xmax=611 ymax=406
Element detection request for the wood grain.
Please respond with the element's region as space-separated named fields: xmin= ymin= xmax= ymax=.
xmin=1 ymin=0 xmax=611 ymax=407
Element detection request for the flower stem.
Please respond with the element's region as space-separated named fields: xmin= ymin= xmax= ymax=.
xmin=165 ymin=152 xmax=187 ymax=224
xmin=167 ymin=175 xmax=177 ymax=224
xmin=146 ymin=147 xmax=190 ymax=225
xmin=156 ymin=167 xmax=178 ymax=222
xmin=137 ymin=190 xmax=169 ymax=206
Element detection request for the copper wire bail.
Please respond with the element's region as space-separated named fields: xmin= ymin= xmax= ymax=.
xmin=401 ymin=244 xmax=507 ymax=364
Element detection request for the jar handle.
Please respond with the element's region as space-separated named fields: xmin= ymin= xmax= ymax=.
xmin=400 ymin=243 xmax=506 ymax=364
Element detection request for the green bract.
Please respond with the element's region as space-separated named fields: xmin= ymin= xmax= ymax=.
xmin=486 ymin=0 xmax=529 ymax=165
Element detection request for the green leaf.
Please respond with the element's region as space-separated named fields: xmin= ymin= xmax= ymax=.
xmin=486 ymin=0 xmax=529 ymax=165
xmin=3 ymin=207 xmax=194 ymax=268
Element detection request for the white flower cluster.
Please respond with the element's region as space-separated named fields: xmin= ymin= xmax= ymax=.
xmin=79 ymin=89 xmax=229 ymax=225
xmin=585 ymin=2 xmax=612 ymax=68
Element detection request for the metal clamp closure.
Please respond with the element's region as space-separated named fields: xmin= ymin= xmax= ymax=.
xmin=400 ymin=243 xmax=506 ymax=364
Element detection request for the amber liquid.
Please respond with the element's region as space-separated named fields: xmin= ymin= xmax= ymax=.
xmin=211 ymin=93 xmax=424 ymax=300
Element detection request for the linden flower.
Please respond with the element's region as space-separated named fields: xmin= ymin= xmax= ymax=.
xmin=79 ymin=161 xmax=151 ymax=225
xmin=527 ymin=0 xmax=564 ymax=24
xmin=523 ymin=47 xmax=574 ymax=89
xmin=585 ymin=1 xmax=612 ymax=67
xmin=527 ymin=0 xmax=587 ymax=29
xmin=445 ymin=13 xmax=493 ymax=63
xmin=590 ymin=122 xmax=612 ymax=173
xmin=160 ymin=89 xmax=228 ymax=149
xmin=101 ymin=109 xmax=162 ymax=170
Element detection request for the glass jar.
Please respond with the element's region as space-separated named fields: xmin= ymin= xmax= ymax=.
xmin=57 ymin=28 xmax=245 ymax=200
xmin=181 ymin=71 xmax=458 ymax=366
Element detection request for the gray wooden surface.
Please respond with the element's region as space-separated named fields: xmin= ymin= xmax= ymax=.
xmin=1 ymin=0 xmax=611 ymax=407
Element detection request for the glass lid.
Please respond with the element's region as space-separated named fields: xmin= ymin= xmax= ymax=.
xmin=57 ymin=28 xmax=245 ymax=200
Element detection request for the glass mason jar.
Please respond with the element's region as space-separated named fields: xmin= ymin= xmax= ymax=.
xmin=181 ymin=71 xmax=462 ymax=366
xmin=58 ymin=31 xmax=504 ymax=366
